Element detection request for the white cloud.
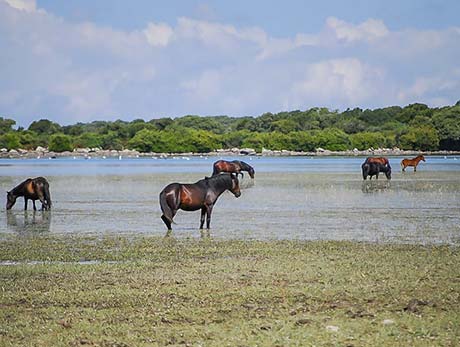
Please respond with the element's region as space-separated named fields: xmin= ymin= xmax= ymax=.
xmin=3 ymin=0 xmax=35 ymax=12
xmin=291 ymin=58 xmax=386 ymax=108
xmin=326 ymin=17 xmax=389 ymax=43
xmin=398 ymin=72 xmax=460 ymax=105
xmin=144 ymin=22 xmax=174 ymax=47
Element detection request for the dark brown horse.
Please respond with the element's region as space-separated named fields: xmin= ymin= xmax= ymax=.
xmin=401 ymin=155 xmax=425 ymax=172
xmin=362 ymin=162 xmax=391 ymax=180
xmin=212 ymin=160 xmax=255 ymax=179
xmin=159 ymin=173 xmax=241 ymax=231
xmin=364 ymin=157 xmax=391 ymax=168
xmin=6 ymin=177 xmax=52 ymax=211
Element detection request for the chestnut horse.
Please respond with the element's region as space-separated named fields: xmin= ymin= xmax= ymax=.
xmin=362 ymin=162 xmax=391 ymax=180
xmin=159 ymin=173 xmax=241 ymax=231
xmin=364 ymin=157 xmax=391 ymax=169
xmin=401 ymin=155 xmax=425 ymax=172
xmin=6 ymin=177 xmax=52 ymax=211
xmin=212 ymin=160 xmax=255 ymax=179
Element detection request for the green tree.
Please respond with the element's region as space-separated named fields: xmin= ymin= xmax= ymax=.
xmin=0 ymin=132 xmax=21 ymax=150
xmin=73 ymin=133 xmax=102 ymax=148
xmin=350 ymin=132 xmax=387 ymax=150
xmin=399 ymin=126 xmax=439 ymax=151
xmin=432 ymin=106 xmax=460 ymax=150
xmin=0 ymin=117 xmax=16 ymax=135
xmin=313 ymin=128 xmax=350 ymax=151
xmin=28 ymin=119 xmax=61 ymax=134
xmin=49 ymin=134 xmax=73 ymax=152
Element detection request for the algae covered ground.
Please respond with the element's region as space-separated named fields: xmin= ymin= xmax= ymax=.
xmin=0 ymin=235 xmax=459 ymax=346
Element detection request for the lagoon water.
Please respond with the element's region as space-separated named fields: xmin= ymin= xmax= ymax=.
xmin=0 ymin=156 xmax=459 ymax=244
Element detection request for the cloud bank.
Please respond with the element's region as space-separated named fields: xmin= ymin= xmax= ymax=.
xmin=1 ymin=0 xmax=459 ymax=126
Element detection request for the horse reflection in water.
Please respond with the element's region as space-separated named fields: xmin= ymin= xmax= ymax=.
xmin=361 ymin=180 xmax=391 ymax=193
xmin=6 ymin=210 xmax=51 ymax=233
xmin=159 ymin=173 xmax=241 ymax=234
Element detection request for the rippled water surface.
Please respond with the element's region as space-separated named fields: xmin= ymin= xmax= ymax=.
xmin=1 ymin=156 xmax=459 ymax=244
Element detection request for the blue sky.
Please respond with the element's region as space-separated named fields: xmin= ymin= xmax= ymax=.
xmin=1 ymin=0 xmax=460 ymax=126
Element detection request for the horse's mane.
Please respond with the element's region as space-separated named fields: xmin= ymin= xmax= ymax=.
xmin=203 ymin=173 xmax=233 ymax=188
xmin=237 ymin=161 xmax=253 ymax=171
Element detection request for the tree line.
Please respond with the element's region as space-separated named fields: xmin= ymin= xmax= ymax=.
xmin=1 ymin=102 xmax=459 ymax=153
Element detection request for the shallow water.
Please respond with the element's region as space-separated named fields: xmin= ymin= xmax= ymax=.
xmin=1 ymin=156 xmax=459 ymax=244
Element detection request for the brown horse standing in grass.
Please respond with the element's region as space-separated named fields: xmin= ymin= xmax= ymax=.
xmin=401 ymin=155 xmax=425 ymax=172
xmin=159 ymin=173 xmax=241 ymax=232
xmin=6 ymin=177 xmax=52 ymax=211
xmin=212 ymin=160 xmax=255 ymax=179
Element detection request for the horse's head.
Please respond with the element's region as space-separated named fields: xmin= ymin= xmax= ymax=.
xmin=420 ymin=155 xmax=426 ymax=162
xmin=361 ymin=163 xmax=369 ymax=180
xmin=230 ymin=174 xmax=241 ymax=198
xmin=6 ymin=191 xmax=16 ymax=210
xmin=384 ymin=165 xmax=392 ymax=180
xmin=239 ymin=161 xmax=255 ymax=179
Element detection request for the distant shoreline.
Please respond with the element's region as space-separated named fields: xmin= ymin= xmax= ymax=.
xmin=1 ymin=147 xmax=460 ymax=159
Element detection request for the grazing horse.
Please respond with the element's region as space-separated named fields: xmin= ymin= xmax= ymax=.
xmin=212 ymin=160 xmax=255 ymax=179
xmin=362 ymin=162 xmax=391 ymax=180
xmin=364 ymin=156 xmax=391 ymax=169
xmin=159 ymin=173 xmax=241 ymax=231
xmin=401 ymin=155 xmax=425 ymax=172
xmin=6 ymin=177 xmax=52 ymax=211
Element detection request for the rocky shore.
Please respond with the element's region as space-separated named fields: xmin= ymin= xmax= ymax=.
xmin=1 ymin=146 xmax=459 ymax=159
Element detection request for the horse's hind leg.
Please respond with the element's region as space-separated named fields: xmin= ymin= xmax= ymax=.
xmin=161 ymin=214 xmax=172 ymax=231
xmin=205 ymin=204 xmax=214 ymax=229
xmin=200 ymin=207 xmax=206 ymax=229
xmin=24 ymin=198 xmax=28 ymax=210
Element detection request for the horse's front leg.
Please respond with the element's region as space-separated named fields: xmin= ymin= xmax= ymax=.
xmin=199 ymin=207 xmax=206 ymax=229
xmin=206 ymin=204 xmax=214 ymax=229
xmin=414 ymin=165 xmax=417 ymax=172
xmin=24 ymin=198 xmax=28 ymax=210
xmin=32 ymin=200 xmax=37 ymax=211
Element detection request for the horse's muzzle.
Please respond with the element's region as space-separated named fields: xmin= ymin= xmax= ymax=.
xmin=234 ymin=191 xmax=241 ymax=198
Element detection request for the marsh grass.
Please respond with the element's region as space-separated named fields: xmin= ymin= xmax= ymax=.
xmin=0 ymin=235 xmax=459 ymax=346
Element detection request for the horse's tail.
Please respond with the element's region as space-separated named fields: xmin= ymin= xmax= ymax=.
xmin=43 ymin=181 xmax=52 ymax=209
xmin=159 ymin=190 xmax=174 ymax=224
xmin=400 ymin=160 xmax=405 ymax=171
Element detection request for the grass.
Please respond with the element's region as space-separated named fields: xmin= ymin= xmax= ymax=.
xmin=0 ymin=235 xmax=459 ymax=346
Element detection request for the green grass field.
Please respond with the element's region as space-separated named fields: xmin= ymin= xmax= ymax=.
xmin=1 ymin=235 xmax=459 ymax=346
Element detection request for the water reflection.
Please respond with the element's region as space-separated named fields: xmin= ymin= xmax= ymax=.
xmin=6 ymin=210 xmax=51 ymax=233
xmin=361 ymin=181 xmax=391 ymax=193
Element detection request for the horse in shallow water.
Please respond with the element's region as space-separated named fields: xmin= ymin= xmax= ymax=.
xmin=212 ymin=160 xmax=255 ymax=179
xmin=6 ymin=177 xmax=52 ymax=210
xmin=159 ymin=173 xmax=241 ymax=231
xmin=401 ymin=155 xmax=425 ymax=172
xmin=364 ymin=156 xmax=391 ymax=169
xmin=362 ymin=162 xmax=391 ymax=180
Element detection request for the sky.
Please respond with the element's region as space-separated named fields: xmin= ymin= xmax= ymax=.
xmin=1 ymin=0 xmax=459 ymax=127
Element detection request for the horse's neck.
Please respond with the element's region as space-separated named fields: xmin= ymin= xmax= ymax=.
xmin=209 ymin=179 xmax=231 ymax=198
xmin=12 ymin=181 xmax=27 ymax=196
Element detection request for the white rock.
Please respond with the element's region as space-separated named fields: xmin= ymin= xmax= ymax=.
xmin=326 ymin=325 xmax=339 ymax=332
